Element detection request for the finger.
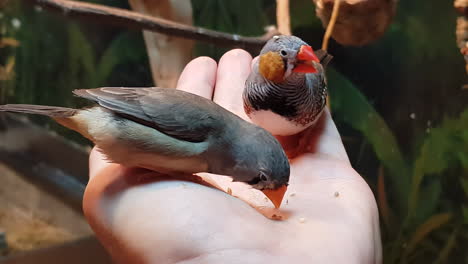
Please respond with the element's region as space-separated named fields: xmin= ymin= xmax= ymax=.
xmin=303 ymin=108 xmax=349 ymax=163
xmin=83 ymin=166 xmax=271 ymax=263
xmin=251 ymin=56 xmax=258 ymax=70
xmin=176 ymin=56 xmax=217 ymax=99
xmin=213 ymin=49 xmax=252 ymax=119
xmin=89 ymin=147 xmax=114 ymax=181
xmin=275 ymin=108 xmax=348 ymax=163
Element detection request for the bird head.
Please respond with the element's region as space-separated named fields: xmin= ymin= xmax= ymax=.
xmin=257 ymin=35 xmax=320 ymax=83
xmin=230 ymin=127 xmax=290 ymax=208
xmin=247 ymin=171 xmax=289 ymax=209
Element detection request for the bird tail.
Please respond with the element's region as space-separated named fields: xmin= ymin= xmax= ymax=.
xmin=0 ymin=104 xmax=77 ymax=118
xmin=315 ymin=49 xmax=333 ymax=68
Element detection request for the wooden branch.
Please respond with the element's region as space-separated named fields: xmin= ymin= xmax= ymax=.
xmin=23 ymin=0 xmax=278 ymax=51
xmin=128 ymin=0 xmax=194 ymax=88
xmin=321 ymin=0 xmax=341 ymax=51
xmin=276 ymin=0 xmax=291 ymax=35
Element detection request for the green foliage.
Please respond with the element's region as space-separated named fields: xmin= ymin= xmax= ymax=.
xmin=433 ymin=226 xmax=459 ymax=264
xmin=4 ymin=1 xmax=149 ymax=142
xmin=398 ymin=1 xmax=459 ymax=65
xmin=290 ymin=0 xmax=322 ymax=29
xmin=328 ymin=68 xmax=411 ymax=211
xmin=405 ymin=213 xmax=452 ymax=257
xmin=462 ymin=178 xmax=468 ymax=197
xmin=66 ymin=23 xmax=144 ymax=89
xmin=321 ymin=0 xmax=467 ymax=260
xmin=191 ymin=0 xmax=272 ymax=58
xmin=409 ymin=109 xmax=468 ymax=214
xmin=327 ymin=66 xmax=468 ymax=263
xmin=463 ymin=206 xmax=468 ymax=225
xmin=192 ymin=0 xmax=268 ymax=36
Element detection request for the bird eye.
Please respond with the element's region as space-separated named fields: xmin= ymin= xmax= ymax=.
xmin=280 ymin=50 xmax=288 ymax=57
xmin=259 ymin=173 xmax=268 ymax=182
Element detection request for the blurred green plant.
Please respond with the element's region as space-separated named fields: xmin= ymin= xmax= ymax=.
xmin=322 ymin=0 xmax=468 ymax=260
xmin=3 ymin=1 xmax=150 ymax=142
xmin=13 ymin=21 xmax=143 ymax=105
xmin=191 ymin=0 xmax=272 ymax=58
xmin=66 ymin=23 xmax=143 ymax=91
xmin=0 ymin=5 xmax=20 ymax=102
xmin=329 ymin=68 xmax=468 ymax=263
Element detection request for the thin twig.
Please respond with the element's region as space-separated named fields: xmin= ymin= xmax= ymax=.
xmin=321 ymin=0 xmax=341 ymax=51
xmin=276 ymin=0 xmax=291 ymax=35
xmin=22 ymin=0 xmax=278 ymax=51
xmin=320 ymin=0 xmax=340 ymax=109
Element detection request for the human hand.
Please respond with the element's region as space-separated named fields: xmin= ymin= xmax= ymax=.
xmin=83 ymin=49 xmax=382 ymax=264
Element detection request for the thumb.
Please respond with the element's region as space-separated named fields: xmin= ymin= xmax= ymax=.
xmin=89 ymin=147 xmax=113 ymax=180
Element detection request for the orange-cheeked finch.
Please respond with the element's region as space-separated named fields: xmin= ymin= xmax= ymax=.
xmin=243 ymin=35 xmax=332 ymax=138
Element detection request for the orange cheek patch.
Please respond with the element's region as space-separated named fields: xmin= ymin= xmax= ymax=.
xmin=258 ymin=51 xmax=285 ymax=83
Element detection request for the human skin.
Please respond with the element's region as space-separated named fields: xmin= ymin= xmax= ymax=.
xmin=83 ymin=49 xmax=382 ymax=264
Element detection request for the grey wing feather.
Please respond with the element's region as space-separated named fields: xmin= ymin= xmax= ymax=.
xmin=73 ymin=87 xmax=224 ymax=143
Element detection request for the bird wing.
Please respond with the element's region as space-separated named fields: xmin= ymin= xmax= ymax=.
xmin=73 ymin=87 xmax=224 ymax=143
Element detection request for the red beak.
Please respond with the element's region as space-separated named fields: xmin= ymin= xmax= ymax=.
xmin=293 ymin=45 xmax=320 ymax=73
xmin=262 ymin=185 xmax=288 ymax=209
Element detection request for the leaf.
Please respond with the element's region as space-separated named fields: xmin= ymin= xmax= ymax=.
xmin=405 ymin=213 xmax=452 ymax=256
xmin=457 ymin=151 xmax=468 ymax=170
xmin=225 ymin=0 xmax=267 ymax=36
xmin=67 ymin=23 xmax=96 ymax=88
xmin=95 ymin=33 xmax=143 ymax=86
xmin=193 ymin=0 xmax=266 ymax=35
xmin=463 ymin=206 xmax=468 ymax=224
xmin=462 ymin=178 xmax=468 ymax=197
xmin=411 ymin=180 xmax=442 ymax=228
xmin=403 ymin=3 xmax=460 ymax=65
xmin=192 ymin=0 xmax=268 ymax=58
xmin=327 ymin=68 xmax=410 ymax=212
xmin=433 ymin=227 xmax=459 ymax=264
xmin=290 ymin=0 xmax=322 ymax=29
xmin=408 ymin=108 xmax=468 ymax=213
xmin=377 ymin=165 xmax=392 ymax=231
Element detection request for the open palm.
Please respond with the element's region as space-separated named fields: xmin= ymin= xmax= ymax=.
xmin=83 ymin=49 xmax=382 ymax=264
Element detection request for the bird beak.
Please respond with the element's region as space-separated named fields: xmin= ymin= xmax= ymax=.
xmin=293 ymin=45 xmax=320 ymax=73
xmin=262 ymin=185 xmax=288 ymax=209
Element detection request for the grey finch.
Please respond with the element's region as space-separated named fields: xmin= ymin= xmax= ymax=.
xmin=0 ymin=87 xmax=290 ymax=208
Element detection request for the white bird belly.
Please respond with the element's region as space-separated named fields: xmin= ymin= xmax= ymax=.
xmin=248 ymin=109 xmax=324 ymax=136
xmin=248 ymin=110 xmax=306 ymax=136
